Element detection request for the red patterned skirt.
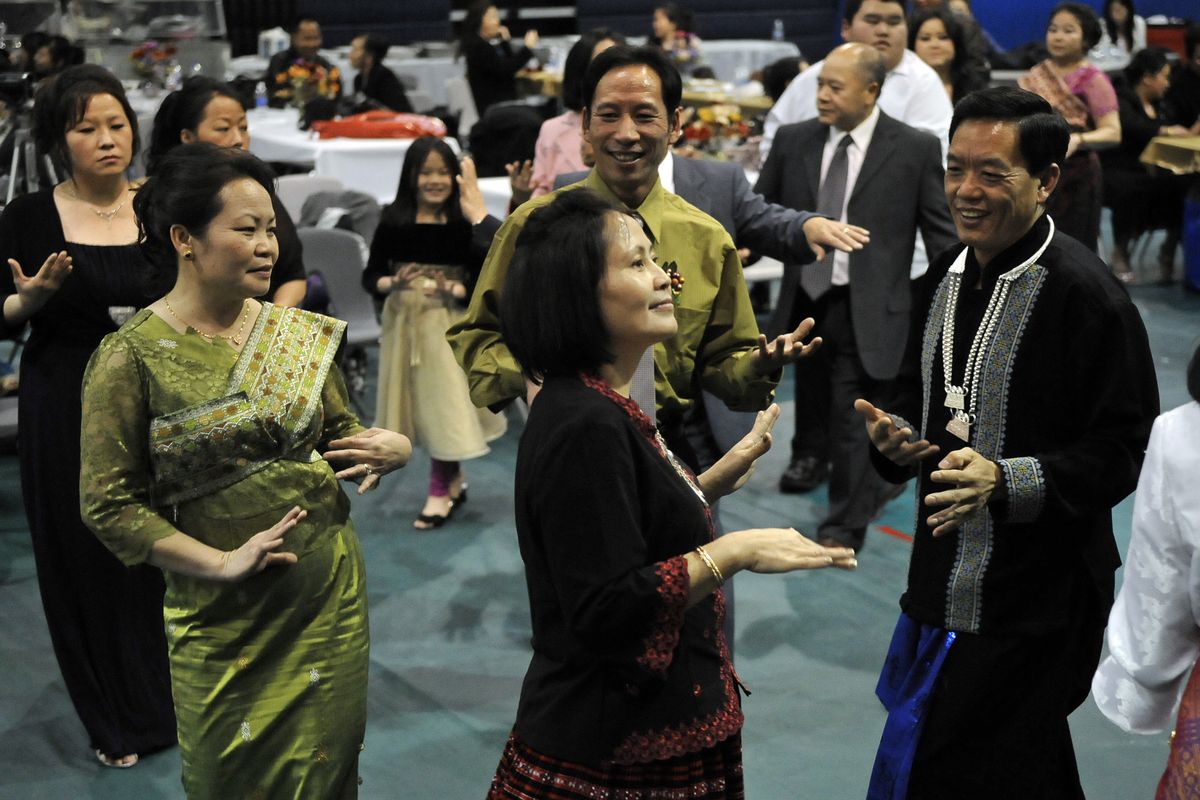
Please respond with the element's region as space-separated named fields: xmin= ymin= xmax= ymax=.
xmin=487 ymin=731 xmax=745 ymax=799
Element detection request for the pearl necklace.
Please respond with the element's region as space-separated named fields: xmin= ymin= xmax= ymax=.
xmin=163 ymin=298 xmax=251 ymax=347
xmin=940 ymin=217 xmax=1056 ymax=441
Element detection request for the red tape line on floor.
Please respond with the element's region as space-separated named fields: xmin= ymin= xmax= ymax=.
xmin=877 ymin=525 xmax=914 ymax=543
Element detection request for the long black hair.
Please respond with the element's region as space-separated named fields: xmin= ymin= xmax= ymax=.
xmin=909 ymin=7 xmax=971 ymax=101
xmin=1103 ymin=0 xmax=1136 ymax=52
xmin=456 ymin=0 xmax=493 ymax=58
xmin=146 ymin=76 xmax=245 ymax=175
xmin=381 ymin=137 xmax=464 ymax=226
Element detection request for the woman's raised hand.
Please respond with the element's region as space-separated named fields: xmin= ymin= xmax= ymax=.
xmin=324 ymin=428 xmax=413 ymax=494
xmin=457 ymin=155 xmax=489 ymax=225
xmin=5 ymin=251 xmax=73 ymax=325
xmin=219 ymin=507 xmax=304 ymax=581
xmin=698 ymin=404 xmax=779 ymax=499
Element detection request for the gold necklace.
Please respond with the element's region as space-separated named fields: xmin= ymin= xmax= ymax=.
xmin=162 ymin=298 xmax=251 ymax=346
xmin=67 ymin=180 xmax=129 ymax=225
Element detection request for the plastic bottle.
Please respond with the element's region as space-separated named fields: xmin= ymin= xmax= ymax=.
xmin=254 ymin=81 xmax=268 ymax=109
xmin=772 ymin=19 xmax=785 ymax=42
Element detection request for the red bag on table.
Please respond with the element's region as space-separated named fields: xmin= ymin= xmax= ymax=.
xmin=310 ymin=111 xmax=448 ymax=140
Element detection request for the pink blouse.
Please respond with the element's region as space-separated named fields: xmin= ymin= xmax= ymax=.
xmin=531 ymin=110 xmax=585 ymax=197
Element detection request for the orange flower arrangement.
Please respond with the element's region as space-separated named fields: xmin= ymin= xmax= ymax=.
xmin=129 ymin=41 xmax=177 ymax=80
xmin=275 ymin=60 xmax=341 ymax=108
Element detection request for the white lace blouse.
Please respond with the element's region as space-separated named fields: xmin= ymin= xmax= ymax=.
xmin=1093 ymin=401 xmax=1200 ymax=733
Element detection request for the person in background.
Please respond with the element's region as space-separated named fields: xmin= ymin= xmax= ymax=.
xmin=147 ymin=76 xmax=307 ymax=307
xmin=80 ymin=142 xmax=412 ymax=797
xmin=910 ymin=6 xmax=988 ymax=103
xmin=363 ymin=138 xmax=505 ymax=529
xmin=1092 ymin=343 xmax=1200 ymax=800
xmin=0 ymin=63 xmax=174 ymax=770
xmin=264 ymin=17 xmax=341 ymax=109
xmin=861 ymin=86 xmax=1158 ymax=799
xmin=348 ymin=33 xmax=412 ymax=114
xmin=9 ymin=31 xmax=47 ymax=73
xmin=530 ymin=29 xmax=622 ymax=197
xmin=486 ymin=187 xmax=856 ymax=798
xmin=1098 ymin=0 xmax=1146 ymax=57
xmin=947 ymin=0 xmax=1008 ymax=67
xmin=1102 ymin=48 xmax=1193 ymax=284
xmin=761 ymin=56 xmax=805 ymax=105
xmin=1164 ymin=23 xmax=1200 ymax=134
xmin=1019 ymin=2 xmax=1120 ymax=255
xmin=652 ymin=3 xmax=704 ymax=78
xmin=458 ymin=0 xmax=538 ymax=117
xmin=32 ymin=35 xmax=82 ymax=80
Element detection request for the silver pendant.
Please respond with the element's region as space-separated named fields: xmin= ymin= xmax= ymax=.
xmin=946 ymin=413 xmax=970 ymax=442
xmin=944 ymin=390 xmax=965 ymax=410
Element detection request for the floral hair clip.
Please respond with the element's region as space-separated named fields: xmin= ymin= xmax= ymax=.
xmin=662 ymin=260 xmax=685 ymax=302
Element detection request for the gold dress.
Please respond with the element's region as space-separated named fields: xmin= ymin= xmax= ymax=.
xmin=81 ymin=304 xmax=369 ymax=799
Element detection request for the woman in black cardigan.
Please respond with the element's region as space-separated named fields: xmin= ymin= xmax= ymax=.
xmin=457 ymin=0 xmax=539 ymax=116
xmin=487 ymin=189 xmax=856 ymax=798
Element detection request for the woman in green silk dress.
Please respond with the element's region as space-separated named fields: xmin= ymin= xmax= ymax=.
xmin=79 ymin=143 xmax=412 ymax=799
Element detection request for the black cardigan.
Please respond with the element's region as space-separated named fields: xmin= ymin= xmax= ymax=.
xmin=510 ymin=376 xmax=742 ymax=765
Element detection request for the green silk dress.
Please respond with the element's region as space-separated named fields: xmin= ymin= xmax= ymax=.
xmin=80 ymin=303 xmax=369 ymax=799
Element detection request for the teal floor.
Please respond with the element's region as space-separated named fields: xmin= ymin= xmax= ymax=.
xmin=0 ymin=277 xmax=1196 ymax=799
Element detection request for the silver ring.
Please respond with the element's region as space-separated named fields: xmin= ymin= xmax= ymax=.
xmin=363 ymin=465 xmax=374 ymax=476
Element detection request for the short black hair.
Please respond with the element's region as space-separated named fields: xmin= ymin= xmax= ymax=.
xmin=147 ymin=76 xmax=245 ymax=175
xmin=844 ymin=0 xmax=907 ymax=26
xmin=1189 ymin=341 xmax=1200 ymax=404
xmin=562 ymin=29 xmax=625 ymax=112
xmin=655 ymin=3 xmax=696 ymax=34
xmin=582 ymin=45 xmax=682 ymax=117
xmin=1123 ymin=47 xmax=1170 ymax=87
xmin=949 ymin=87 xmax=1069 ymax=176
xmin=33 ymin=64 xmax=141 ymax=177
xmin=358 ymin=33 xmax=390 ymax=64
xmin=761 ymin=56 xmax=803 ymax=103
xmin=289 ymin=16 xmax=320 ymax=35
xmin=501 ymin=189 xmax=633 ymax=383
xmin=1049 ymin=3 xmax=1103 ymax=52
xmin=38 ymin=35 xmax=82 ymax=71
xmin=134 ymin=143 xmax=277 ymax=282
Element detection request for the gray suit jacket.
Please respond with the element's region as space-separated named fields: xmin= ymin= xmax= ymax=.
xmin=756 ymin=110 xmax=956 ymax=381
xmin=555 ymin=156 xmax=820 ymax=264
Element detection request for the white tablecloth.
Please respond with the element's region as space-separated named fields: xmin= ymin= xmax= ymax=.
xmin=701 ymin=41 xmax=801 ymax=83
xmin=246 ymin=108 xmax=459 ymax=204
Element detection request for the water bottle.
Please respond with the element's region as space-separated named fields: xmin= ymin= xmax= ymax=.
xmin=772 ymin=19 xmax=785 ymax=42
xmin=254 ymin=81 xmax=268 ymax=109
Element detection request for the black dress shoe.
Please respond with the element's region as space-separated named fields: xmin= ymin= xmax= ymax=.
xmin=779 ymin=456 xmax=829 ymax=493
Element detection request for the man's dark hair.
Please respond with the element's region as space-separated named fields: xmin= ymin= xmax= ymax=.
xmin=949 ymin=86 xmax=1070 ymax=175
xmin=581 ymin=45 xmax=682 ymax=117
xmin=1123 ymin=47 xmax=1170 ymax=87
xmin=843 ymin=0 xmax=907 ymax=26
xmin=501 ymin=189 xmax=632 ymax=383
xmin=1048 ymin=3 xmax=1103 ymax=52
xmin=761 ymin=56 xmax=803 ymax=103
xmin=39 ymin=35 xmax=82 ymax=72
xmin=33 ymin=64 xmax=141 ymax=177
xmin=359 ymin=34 xmax=390 ymax=64
xmin=289 ymin=16 xmax=320 ymax=35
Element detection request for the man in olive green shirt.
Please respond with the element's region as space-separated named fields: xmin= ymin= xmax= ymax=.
xmin=449 ymin=45 xmax=819 ymax=447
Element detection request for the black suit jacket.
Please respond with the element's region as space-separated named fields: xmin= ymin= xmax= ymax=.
xmin=555 ymin=156 xmax=819 ymax=264
xmin=756 ymin=110 xmax=956 ymax=380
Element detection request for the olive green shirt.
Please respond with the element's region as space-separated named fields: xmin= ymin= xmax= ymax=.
xmin=446 ymin=170 xmax=778 ymax=415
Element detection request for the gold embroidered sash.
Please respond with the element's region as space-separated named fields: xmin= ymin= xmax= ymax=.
xmin=148 ymin=305 xmax=347 ymax=507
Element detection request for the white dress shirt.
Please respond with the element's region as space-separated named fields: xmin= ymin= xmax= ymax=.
xmin=763 ymin=48 xmax=952 ymax=159
xmin=1092 ymin=402 xmax=1200 ymax=734
xmin=763 ymin=49 xmax=952 ymax=278
xmin=821 ymin=105 xmax=880 ymax=287
xmin=658 ymin=151 xmax=677 ymax=194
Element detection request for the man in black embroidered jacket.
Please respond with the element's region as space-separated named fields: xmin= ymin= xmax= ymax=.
xmin=856 ymin=87 xmax=1159 ymax=799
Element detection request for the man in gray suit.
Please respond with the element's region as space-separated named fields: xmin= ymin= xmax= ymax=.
xmin=757 ymin=43 xmax=957 ymax=551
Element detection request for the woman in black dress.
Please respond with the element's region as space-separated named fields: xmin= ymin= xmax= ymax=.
xmin=487 ymin=189 xmax=856 ymax=798
xmin=0 ymin=65 xmax=175 ymax=767
xmin=457 ymin=0 xmax=539 ymax=116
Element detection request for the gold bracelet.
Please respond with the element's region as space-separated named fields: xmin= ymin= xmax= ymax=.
xmin=694 ymin=544 xmax=725 ymax=586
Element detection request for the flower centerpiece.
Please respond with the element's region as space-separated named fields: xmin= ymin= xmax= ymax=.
xmin=682 ymin=104 xmax=751 ymax=157
xmin=277 ymin=60 xmax=341 ymax=110
xmin=129 ymin=40 xmax=177 ymax=89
